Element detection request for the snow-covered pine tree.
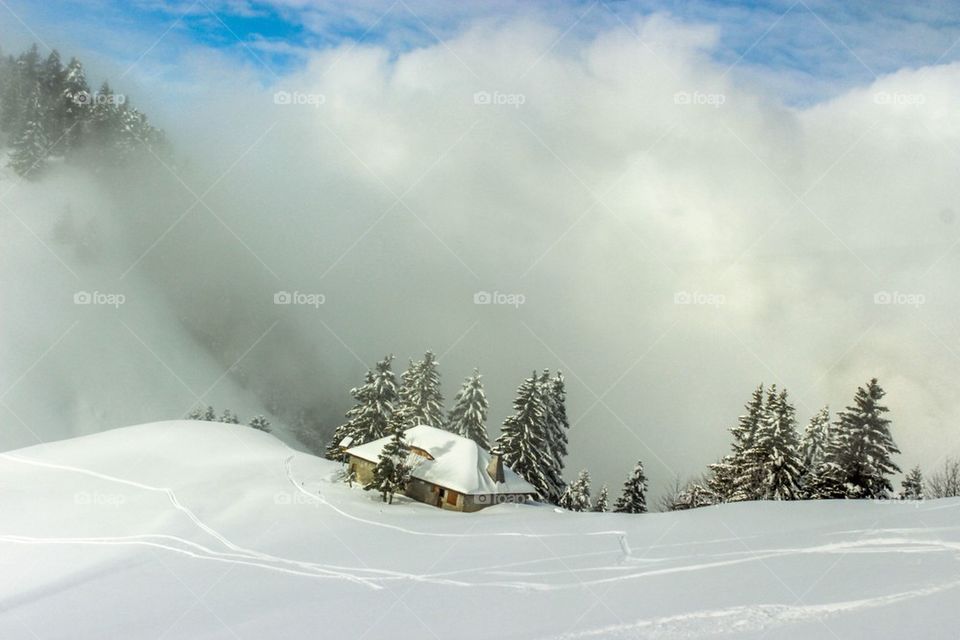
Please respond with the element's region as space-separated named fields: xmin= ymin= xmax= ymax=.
xmin=87 ymin=80 xmax=122 ymax=158
xmin=327 ymin=370 xmax=374 ymax=460
xmin=364 ymin=413 xmax=411 ymax=504
xmin=540 ymin=370 xmax=570 ymax=503
xmin=446 ymin=369 xmax=490 ymax=449
xmin=711 ymin=384 xmax=765 ymax=502
xmin=0 ymin=56 xmax=25 ymax=135
xmin=900 ymin=466 xmax=923 ymax=501
xmin=8 ymin=84 xmax=49 ymax=178
xmin=706 ymin=458 xmax=735 ymax=502
xmin=218 ymin=409 xmax=240 ymax=424
xmin=186 ymin=406 xmax=205 ymax=420
xmin=249 ymin=415 xmax=271 ymax=433
xmin=397 ymin=351 xmax=444 ymax=429
xmin=798 ymin=406 xmax=830 ymax=496
xmin=592 ymin=485 xmax=609 ymax=512
xmin=116 ymin=102 xmax=165 ymax=162
xmin=325 ymin=355 xmax=399 ymax=460
xmin=749 ymin=387 xmax=804 ymax=500
xmin=0 ymin=45 xmax=40 ymax=136
xmin=801 ymin=406 xmax=830 ymax=472
xmin=496 ymin=372 xmax=550 ymax=499
xmin=558 ymin=469 xmax=591 ymax=512
xmin=671 ymin=482 xmax=715 ymax=511
xmin=817 ymin=378 xmax=901 ymax=499
xmin=60 ymin=57 xmax=89 ymax=153
xmin=613 ymin=459 xmax=649 ymax=514
xmin=38 ymin=50 xmax=65 ymax=143
xmin=203 ymin=406 xmax=217 ymax=421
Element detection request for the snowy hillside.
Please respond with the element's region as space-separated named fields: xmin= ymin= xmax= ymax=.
xmin=1 ymin=421 xmax=958 ymax=639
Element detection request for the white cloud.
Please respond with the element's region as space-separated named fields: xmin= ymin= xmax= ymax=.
xmin=5 ymin=10 xmax=960 ymax=497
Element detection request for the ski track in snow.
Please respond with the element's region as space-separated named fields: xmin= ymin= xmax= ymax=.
xmin=550 ymin=578 xmax=960 ymax=639
xmin=4 ymin=448 xmax=959 ymax=611
xmin=0 ymin=452 xmax=390 ymax=589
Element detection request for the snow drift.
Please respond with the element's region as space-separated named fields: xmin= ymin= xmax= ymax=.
xmin=0 ymin=421 xmax=957 ymax=638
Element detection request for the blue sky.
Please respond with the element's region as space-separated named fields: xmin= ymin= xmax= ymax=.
xmin=3 ymin=0 xmax=960 ymax=104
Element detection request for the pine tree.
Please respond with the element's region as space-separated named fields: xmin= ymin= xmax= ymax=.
xmin=1 ymin=45 xmax=40 ymax=136
xmin=249 ymin=415 xmax=271 ymax=433
xmin=446 ymin=369 xmax=490 ymax=449
xmin=8 ymin=84 xmax=49 ymax=178
xmin=671 ymin=482 xmax=715 ymax=511
xmin=613 ymin=459 xmax=648 ymax=514
xmin=706 ymin=458 xmax=736 ymax=502
xmin=218 ymin=408 xmax=240 ymax=424
xmin=185 ymin=406 xmax=218 ymax=421
xmin=497 ymin=372 xmax=550 ymax=499
xmin=799 ymin=406 xmax=830 ymax=496
xmin=746 ymin=387 xmax=804 ymax=500
xmin=540 ymin=370 xmax=570 ymax=503
xmin=592 ymin=485 xmax=609 ymax=512
xmin=60 ymin=57 xmax=89 ymax=153
xmin=38 ymin=50 xmax=65 ymax=144
xmin=710 ymin=384 xmax=765 ymax=502
xmin=364 ymin=413 xmax=411 ymax=504
xmin=559 ymin=469 xmax=591 ymax=512
xmin=397 ymin=351 xmax=444 ymax=429
xmin=0 ymin=55 xmax=25 ymax=135
xmin=900 ymin=466 xmax=923 ymax=501
xmin=801 ymin=406 xmax=830 ymax=472
xmin=116 ymin=103 xmax=164 ymax=161
xmin=325 ymin=355 xmax=399 ymax=460
xmin=816 ymin=378 xmax=901 ymax=499
xmin=87 ymin=80 xmax=122 ymax=158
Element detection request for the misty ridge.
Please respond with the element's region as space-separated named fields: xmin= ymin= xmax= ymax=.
xmin=1 ymin=13 xmax=959 ymax=508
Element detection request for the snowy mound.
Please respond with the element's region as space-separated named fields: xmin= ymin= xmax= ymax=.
xmin=1 ymin=421 xmax=959 ymax=639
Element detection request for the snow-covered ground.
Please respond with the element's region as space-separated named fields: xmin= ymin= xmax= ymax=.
xmin=1 ymin=421 xmax=957 ymax=639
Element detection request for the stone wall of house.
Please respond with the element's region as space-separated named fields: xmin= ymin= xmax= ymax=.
xmin=348 ymin=456 xmax=376 ymax=485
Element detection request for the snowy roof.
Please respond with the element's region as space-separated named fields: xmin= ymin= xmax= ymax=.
xmin=346 ymin=425 xmax=537 ymax=496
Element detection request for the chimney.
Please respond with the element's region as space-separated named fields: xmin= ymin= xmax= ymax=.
xmin=486 ymin=453 xmax=505 ymax=483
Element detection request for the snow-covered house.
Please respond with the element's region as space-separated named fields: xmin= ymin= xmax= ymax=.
xmin=344 ymin=425 xmax=537 ymax=511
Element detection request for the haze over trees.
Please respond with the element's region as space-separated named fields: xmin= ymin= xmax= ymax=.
xmin=0 ymin=43 xmax=165 ymax=178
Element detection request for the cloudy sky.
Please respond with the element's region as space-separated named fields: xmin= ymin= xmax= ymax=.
xmin=2 ymin=0 xmax=960 ymax=499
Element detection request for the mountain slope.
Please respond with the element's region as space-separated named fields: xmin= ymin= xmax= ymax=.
xmin=0 ymin=421 xmax=958 ymax=639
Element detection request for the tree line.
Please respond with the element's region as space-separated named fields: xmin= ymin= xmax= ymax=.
xmin=655 ymin=377 xmax=912 ymax=510
xmin=185 ymin=404 xmax=272 ymax=433
xmin=323 ymin=351 xmax=651 ymax=512
xmin=0 ymin=43 xmax=166 ymax=178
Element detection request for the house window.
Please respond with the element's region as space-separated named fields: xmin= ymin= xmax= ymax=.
xmin=445 ymin=490 xmax=459 ymax=506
